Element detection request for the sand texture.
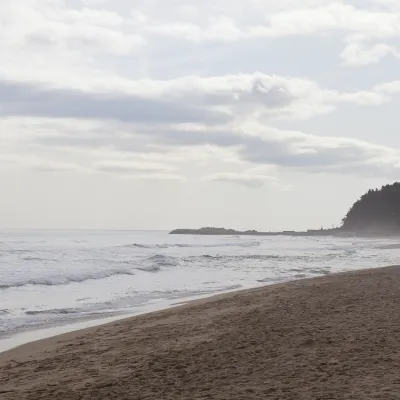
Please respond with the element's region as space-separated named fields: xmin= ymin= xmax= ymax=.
xmin=2 ymin=266 xmax=400 ymax=399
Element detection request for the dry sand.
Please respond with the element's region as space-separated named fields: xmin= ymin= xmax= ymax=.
xmin=2 ymin=266 xmax=400 ymax=399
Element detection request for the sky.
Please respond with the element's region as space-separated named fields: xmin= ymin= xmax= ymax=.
xmin=1 ymin=0 xmax=400 ymax=231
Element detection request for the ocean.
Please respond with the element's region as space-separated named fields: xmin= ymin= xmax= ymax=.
xmin=1 ymin=229 xmax=400 ymax=345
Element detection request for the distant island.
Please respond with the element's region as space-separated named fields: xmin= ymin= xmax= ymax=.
xmin=169 ymin=227 xmax=341 ymax=237
xmin=170 ymin=183 xmax=400 ymax=237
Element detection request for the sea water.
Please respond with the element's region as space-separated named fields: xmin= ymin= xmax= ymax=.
xmin=1 ymin=229 xmax=400 ymax=344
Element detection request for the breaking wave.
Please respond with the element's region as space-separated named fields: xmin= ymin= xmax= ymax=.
xmin=25 ymin=308 xmax=79 ymax=316
xmin=0 ymin=268 xmax=136 ymax=290
xmin=176 ymin=241 xmax=261 ymax=248
xmin=148 ymin=254 xmax=178 ymax=266
xmin=375 ymin=243 xmax=400 ymax=250
xmin=22 ymin=256 xmax=43 ymax=261
xmin=195 ymin=254 xmax=281 ymax=261
xmin=186 ymin=251 xmax=354 ymax=263
xmin=121 ymin=241 xmax=261 ymax=249
xmin=137 ymin=265 xmax=161 ymax=272
xmin=137 ymin=255 xmax=178 ymax=272
xmin=308 ymin=268 xmax=331 ymax=275
xmin=256 ymin=267 xmax=331 ymax=284
xmin=124 ymin=243 xmax=170 ymax=249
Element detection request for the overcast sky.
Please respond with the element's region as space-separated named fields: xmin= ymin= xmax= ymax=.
xmin=1 ymin=0 xmax=400 ymax=230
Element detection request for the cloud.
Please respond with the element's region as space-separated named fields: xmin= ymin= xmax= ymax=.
xmin=228 ymin=124 xmax=400 ymax=177
xmin=1 ymin=0 xmax=400 ymax=187
xmin=81 ymin=0 xmax=109 ymax=6
xmin=92 ymin=161 xmax=175 ymax=174
xmin=0 ymin=1 xmax=143 ymax=55
xmin=0 ymin=72 xmax=392 ymax=129
xmin=139 ymin=3 xmax=400 ymax=45
xmin=1 ymin=0 xmax=399 ymax=92
xmin=0 ymin=153 xmax=89 ymax=173
xmin=372 ymin=0 xmax=400 ymax=10
xmin=261 ymin=3 xmax=400 ymax=40
xmin=0 ymin=80 xmax=228 ymax=125
xmin=203 ymin=172 xmax=276 ymax=188
xmin=23 ymin=116 xmax=400 ymax=179
xmin=119 ymin=173 xmax=187 ymax=182
xmin=132 ymin=2 xmax=400 ymax=69
xmin=1 ymin=149 xmax=186 ymax=181
xmin=110 ymin=122 xmax=399 ymax=178
xmin=341 ymin=40 xmax=400 ymax=66
xmin=374 ymin=80 xmax=400 ymax=94
xmin=30 ymin=162 xmax=88 ymax=173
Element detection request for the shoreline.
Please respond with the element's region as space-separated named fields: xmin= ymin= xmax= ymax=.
xmin=0 ymin=284 xmax=261 ymax=362
xmin=3 ymin=265 xmax=400 ymax=399
xmin=0 ymin=267 xmax=387 ymax=356
xmin=0 ymin=313 xmax=132 ymax=355
xmin=0 ymin=287 xmax=249 ymax=355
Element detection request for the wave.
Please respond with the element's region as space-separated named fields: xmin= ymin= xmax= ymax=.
xmin=120 ymin=241 xmax=261 ymax=249
xmin=189 ymin=250 xmax=357 ymax=263
xmin=175 ymin=241 xmax=261 ymax=248
xmin=121 ymin=243 xmax=169 ymax=249
xmin=137 ymin=265 xmax=161 ymax=272
xmin=375 ymin=243 xmax=400 ymax=250
xmin=136 ymin=255 xmax=178 ymax=272
xmin=148 ymin=254 xmax=178 ymax=267
xmin=196 ymin=254 xmax=280 ymax=261
xmin=169 ymin=284 xmax=243 ymax=296
xmin=0 ymin=268 xmax=136 ymax=290
xmin=256 ymin=273 xmax=308 ymax=283
xmin=308 ymin=268 xmax=331 ymax=275
xmin=0 ymin=254 xmax=179 ymax=289
xmin=293 ymin=273 xmax=308 ymax=279
xmin=218 ymin=284 xmax=243 ymax=291
xmin=256 ymin=277 xmax=274 ymax=283
xmin=25 ymin=308 xmax=79 ymax=316
xmin=22 ymin=256 xmax=51 ymax=262
xmin=7 ymin=249 xmax=31 ymax=254
xmin=256 ymin=268 xmax=330 ymax=284
xmin=189 ymin=254 xmax=288 ymax=262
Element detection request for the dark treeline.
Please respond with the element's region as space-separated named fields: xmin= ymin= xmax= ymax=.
xmin=342 ymin=182 xmax=400 ymax=233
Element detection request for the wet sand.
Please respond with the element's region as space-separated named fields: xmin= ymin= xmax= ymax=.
xmin=2 ymin=266 xmax=400 ymax=399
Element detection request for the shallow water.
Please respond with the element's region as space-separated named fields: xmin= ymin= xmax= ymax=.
xmin=1 ymin=230 xmax=400 ymax=340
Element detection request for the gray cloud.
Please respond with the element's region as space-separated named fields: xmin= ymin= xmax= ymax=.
xmin=29 ymin=122 xmax=400 ymax=177
xmin=0 ymin=80 xmax=228 ymax=125
xmin=93 ymin=161 xmax=174 ymax=174
xmin=203 ymin=172 xmax=273 ymax=188
xmin=137 ymin=126 xmax=387 ymax=172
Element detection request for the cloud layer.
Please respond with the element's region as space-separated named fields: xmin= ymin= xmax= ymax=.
xmin=1 ymin=0 xmax=400 ymax=189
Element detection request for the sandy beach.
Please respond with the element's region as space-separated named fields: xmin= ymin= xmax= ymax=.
xmin=2 ymin=266 xmax=400 ymax=399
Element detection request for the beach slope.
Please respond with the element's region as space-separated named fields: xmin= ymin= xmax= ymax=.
xmin=2 ymin=266 xmax=400 ymax=399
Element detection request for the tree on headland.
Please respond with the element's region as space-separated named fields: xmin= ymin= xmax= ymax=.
xmin=341 ymin=182 xmax=400 ymax=233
